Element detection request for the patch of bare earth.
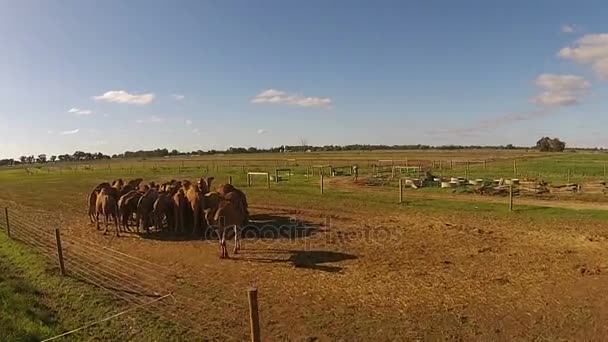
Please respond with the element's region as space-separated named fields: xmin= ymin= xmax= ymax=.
xmin=4 ymin=197 xmax=608 ymax=340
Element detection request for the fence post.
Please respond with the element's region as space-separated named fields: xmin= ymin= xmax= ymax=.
xmin=247 ymin=288 xmax=261 ymax=342
xmin=266 ymin=173 xmax=270 ymax=189
xmin=229 ymin=176 xmax=233 ymax=185
xmin=484 ymin=160 xmax=487 ymax=170
xmin=320 ymin=173 xmax=324 ymax=194
xmin=55 ymin=229 xmax=66 ymax=276
xmin=513 ymin=160 xmax=517 ymax=177
xmin=509 ymin=184 xmax=513 ymax=212
xmin=247 ymin=174 xmax=251 ymax=187
xmin=567 ymin=168 xmax=571 ymax=183
xmin=5 ymin=208 xmax=11 ymax=239
xmin=399 ymin=179 xmax=403 ymax=204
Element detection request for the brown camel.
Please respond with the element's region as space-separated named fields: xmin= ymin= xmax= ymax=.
xmin=137 ymin=188 xmax=159 ymax=233
xmin=216 ymin=184 xmax=249 ymax=221
xmin=127 ymin=178 xmax=143 ymax=189
xmin=153 ymin=193 xmax=174 ymax=232
xmin=87 ymin=182 xmax=111 ymax=223
xmin=172 ymin=189 xmax=188 ymax=234
xmin=185 ymin=184 xmax=205 ymax=235
xmin=203 ymin=191 xmax=221 ymax=227
xmin=118 ymin=190 xmax=142 ymax=231
xmin=212 ymin=200 xmax=247 ymax=259
xmin=112 ymin=179 xmax=124 ymax=189
xmin=96 ymin=187 xmax=120 ymax=236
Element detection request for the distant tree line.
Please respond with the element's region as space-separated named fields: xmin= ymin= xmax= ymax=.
xmin=0 ymin=137 xmax=583 ymax=166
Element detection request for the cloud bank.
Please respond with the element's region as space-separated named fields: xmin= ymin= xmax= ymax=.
xmin=252 ymin=89 xmax=332 ymax=107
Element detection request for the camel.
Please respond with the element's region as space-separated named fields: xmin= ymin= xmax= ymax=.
xmin=185 ymin=184 xmax=205 ymax=235
xmin=172 ymin=189 xmax=187 ymax=234
xmin=211 ymin=199 xmax=247 ymax=259
xmin=118 ymin=184 xmax=136 ymax=199
xmin=95 ymin=186 xmax=120 ymax=236
xmin=203 ymin=191 xmax=221 ymax=227
xmin=153 ymin=193 xmax=174 ymax=232
xmin=87 ymin=182 xmax=112 ymax=223
xmin=197 ymin=177 xmax=214 ymax=193
xmin=112 ymin=179 xmax=125 ymax=190
xmin=137 ymin=188 xmax=159 ymax=233
xmin=127 ymin=178 xmax=143 ymax=189
xmin=118 ymin=190 xmax=142 ymax=231
xmin=216 ymin=184 xmax=249 ymax=222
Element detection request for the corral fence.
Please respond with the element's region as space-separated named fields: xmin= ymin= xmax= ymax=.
xmin=0 ymin=207 xmax=262 ymax=341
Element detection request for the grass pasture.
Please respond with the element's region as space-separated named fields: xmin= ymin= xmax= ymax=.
xmin=2 ymin=149 xmax=608 ymax=339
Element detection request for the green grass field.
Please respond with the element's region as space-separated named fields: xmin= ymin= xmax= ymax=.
xmin=3 ymin=149 xmax=608 ymax=340
xmin=0 ymin=232 xmax=189 ymax=341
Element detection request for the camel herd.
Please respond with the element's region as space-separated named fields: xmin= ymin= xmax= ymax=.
xmin=87 ymin=177 xmax=248 ymax=258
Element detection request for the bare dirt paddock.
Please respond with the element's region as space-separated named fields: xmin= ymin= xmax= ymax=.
xmin=4 ymin=194 xmax=608 ymax=341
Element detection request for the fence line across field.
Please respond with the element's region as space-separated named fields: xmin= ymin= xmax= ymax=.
xmin=0 ymin=207 xmax=261 ymax=341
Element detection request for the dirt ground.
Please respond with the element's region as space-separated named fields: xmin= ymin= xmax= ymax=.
xmin=14 ymin=198 xmax=604 ymax=341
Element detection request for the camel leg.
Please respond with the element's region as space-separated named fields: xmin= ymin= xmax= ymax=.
xmin=217 ymin=228 xmax=226 ymax=259
xmin=114 ymin=214 xmax=120 ymax=237
xmin=103 ymin=214 xmax=109 ymax=235
xmin=95 ymin=212 xmax=100 ymax=230
xmin=192 ymin=209 xmax=199 ymax=236
xmin=233 ymin=225 xmax=239 ymax=254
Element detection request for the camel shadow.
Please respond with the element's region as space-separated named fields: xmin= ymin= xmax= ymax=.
xmin=138 ymin=214 xmax=324 ymax=242
xmin=236 ymin=248 xmax=357 ymax=273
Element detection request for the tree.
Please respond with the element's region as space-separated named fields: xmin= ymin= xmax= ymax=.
xmin=37 ymin=154 xmax=47 ymax=163
xmin=536 ymin=137 xmax=566 ymax=152
xmin=50 ymin=155 xmax=57 ymax=162
xmin=19 ymin=156 xmax=26 ymax=164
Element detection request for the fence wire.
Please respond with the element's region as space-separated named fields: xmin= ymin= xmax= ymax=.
xmin=0 ymin=207 xmax=248 ymax=341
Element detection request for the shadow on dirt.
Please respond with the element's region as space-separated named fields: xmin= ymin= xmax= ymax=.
xmin=236 ymin=248 xmax=357 ymax=273
xmin=137 ymin=214 xmax=325 ymax=242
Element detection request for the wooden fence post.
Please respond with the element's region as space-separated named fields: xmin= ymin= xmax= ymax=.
xmin=247 ymin=288 xmax=261 ymax=342
xmin=247 ymin=174 xmax=251 ymax=187
xmin=266 ymin=173 xmax=270 ymax=189
xmin=320 ymin=173 xmax=324 ymax=194
xmin=513 ymin=160 xmax=517 ymax=177
xmin=5 ymin=208 xmax=11 ymax=239
xmin=229 ymin=176 xmax=233 ymax=185
xmin=509 ymin=184 xmax=513 ymax=212
xmin=399 ymin=179 xmax=403 ymax=204
xmin=55 ymin=229 xmax=66 ymax=276
xmin=484 ymin=160 xmax=487 ymax=170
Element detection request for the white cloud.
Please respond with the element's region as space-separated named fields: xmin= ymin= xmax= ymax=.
xmin=534 ymin=73 xmax=591 ymax=91
xmin=251 ymin=88 xmax=332 ymax=107
xmin=192 ymin=128 xmax=201 ymax=135
xmin=561 ymin=24 xmax=581 ymax=33
xmin=47 ymin=130 xmax=54 ymax=134
xmin=257 ymin=128 xmax=268 ymax=134
xmin=136 ymin=116 xmax=165 ymax=124
xmin=185 ymin=119 xmax=193 ymax=126
xmin=68 ymin=108 xmax=93 ymax=115
xmin=531 ymin=74 xmax=590 ymax=107
xmin=559 ymin=33 xmax=608 ymax=78
xmin=532 ymin=91 xmax=580 ymax=106
xmin=171 ymin=94 xmax=185 ymax=101
xmin=93 ymin=90 xmax=155 ymax=105
xmin=60 ymin=128 xmax=80 ymax=135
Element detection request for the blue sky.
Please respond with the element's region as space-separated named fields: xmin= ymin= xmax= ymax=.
xmin=1 ymin=0 xmax=607 ymax=158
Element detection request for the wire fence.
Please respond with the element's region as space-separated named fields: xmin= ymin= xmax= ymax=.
xmin=0 ymin=207 xmax=258 ymax=341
